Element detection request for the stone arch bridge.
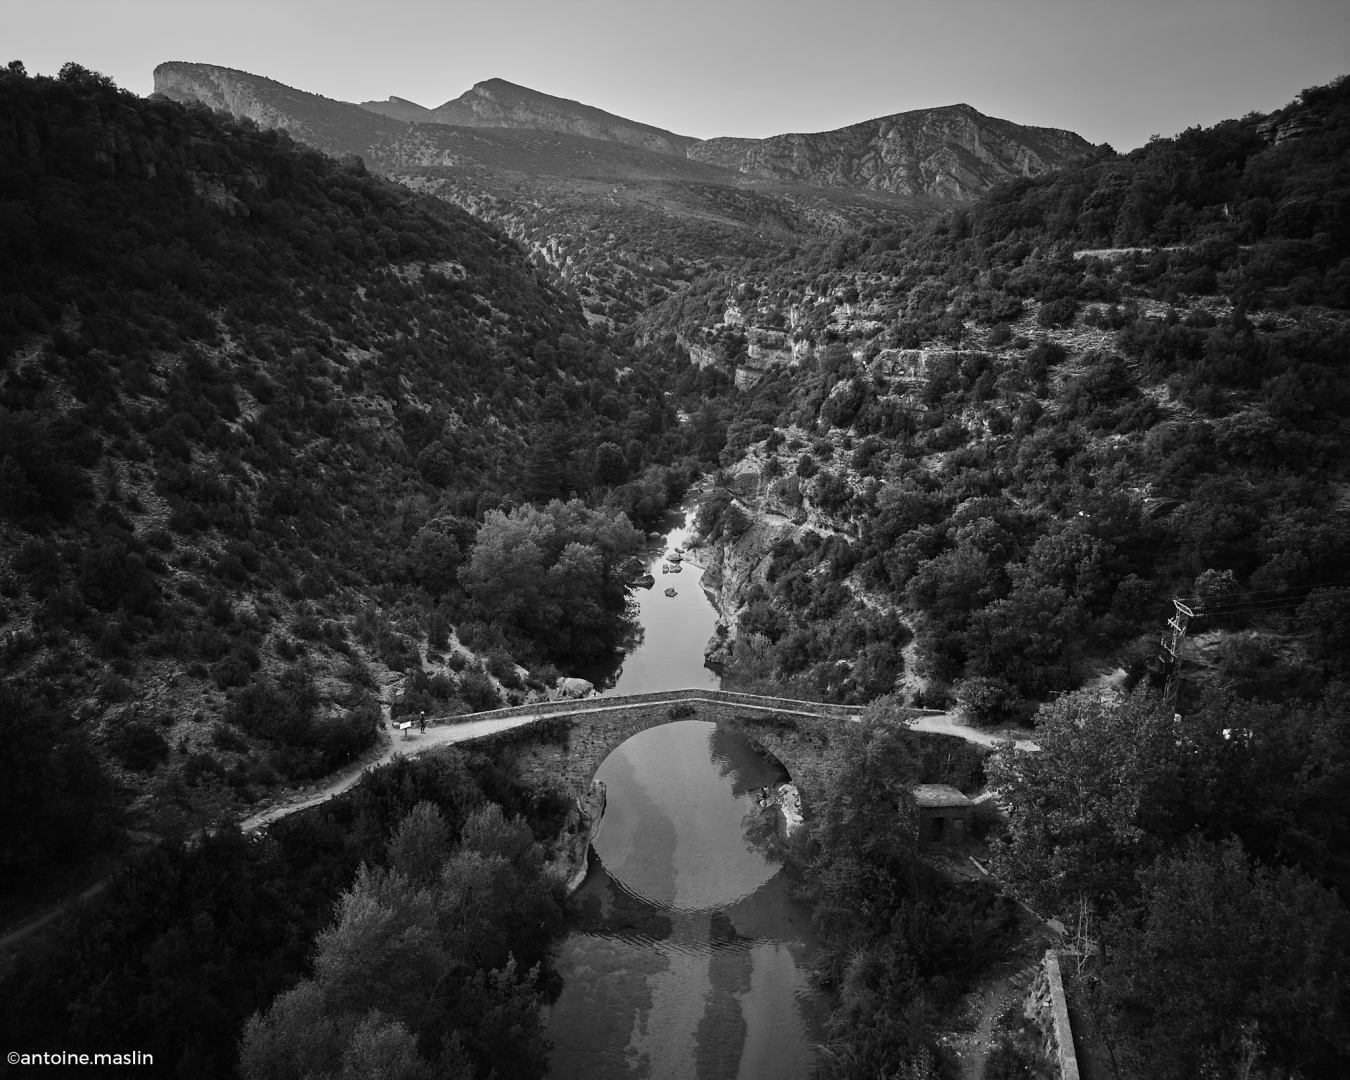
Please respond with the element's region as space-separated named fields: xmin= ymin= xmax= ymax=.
xmin=453 ymin=688 xmax=867 ymax=814
xmin=240 ymin=688 xmax=1037 ymax=836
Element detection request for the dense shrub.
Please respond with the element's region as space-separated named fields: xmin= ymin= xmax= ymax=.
xmin=106 ymin=720 xmax=170 ymax=771
xmin=458 ymin=667 xmax=502 ymax=712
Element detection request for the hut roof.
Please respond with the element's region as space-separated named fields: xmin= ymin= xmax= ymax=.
xmin=913 ymin=783 xmax=972 ymax=809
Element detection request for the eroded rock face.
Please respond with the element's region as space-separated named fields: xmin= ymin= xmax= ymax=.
xmin=688 ymin=103 xmax=1092 ymax=200
xmin=153 ymin=62 xmax=401 ymax=159
xmin=557 ymin=779 xmax=607 ymax=894
xmin=700 ymin=508 xmax=798 ymax=620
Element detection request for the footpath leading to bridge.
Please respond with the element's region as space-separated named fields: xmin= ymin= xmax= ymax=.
xmin=1 ymin=688 xmax=1037 ymax=955
xmin=238 ymin=687 xmax=1039 ymax=833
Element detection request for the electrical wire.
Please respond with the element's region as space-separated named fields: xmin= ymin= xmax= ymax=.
xmin=1178 ymin=578 xmax=1350 ymax=618
xmin=1194 ymin=596 xmax=1309 ymax=614
xmin=1179 ymin=578 xmax=1350 ymax=608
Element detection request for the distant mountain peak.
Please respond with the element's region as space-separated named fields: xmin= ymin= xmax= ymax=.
xmin=357 ymin=94 xmax=434 ymax=123
xmin=413 ymin=78 xmax=699 ymax=157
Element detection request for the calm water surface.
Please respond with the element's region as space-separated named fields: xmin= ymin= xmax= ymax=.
xmin=572 ymin=500 xmax=722 ymax=696
xmin=545 ymin=721 xmax=828 ymax=1079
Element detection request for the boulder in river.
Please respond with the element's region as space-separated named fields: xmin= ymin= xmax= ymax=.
xmin=621 ymin=555 xmax=646 ymax=579
xmin=664 ymin=587 xmax=678 ymax=597
xmin=635 ymin=573 xmax=655 ymax=589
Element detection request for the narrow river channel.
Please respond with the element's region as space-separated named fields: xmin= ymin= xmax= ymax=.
xmin=571 ymin=499 xmax=722 ymax=696
xmin=547 ymin=497 xmax=830 ymax=1078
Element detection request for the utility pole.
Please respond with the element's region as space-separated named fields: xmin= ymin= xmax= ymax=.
xmin=1160 ymin=598 xmax=1193 ymax=712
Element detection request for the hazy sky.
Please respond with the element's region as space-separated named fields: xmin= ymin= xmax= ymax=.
xmin=6 ymin=0 xmax=1347 ymax=149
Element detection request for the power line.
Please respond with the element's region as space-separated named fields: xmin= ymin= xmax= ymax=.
xmin=1194 ymin=596 xmax=1309 ymax=616
xmin=1179 ymin=578 xmax=1350 ymax=608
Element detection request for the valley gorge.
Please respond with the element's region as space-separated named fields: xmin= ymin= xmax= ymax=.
xmin=2 ymin=57 xmax=1349 ymax=1080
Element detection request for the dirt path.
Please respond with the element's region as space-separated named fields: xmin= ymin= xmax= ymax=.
xmin=937 ymin=936 xmax=1055 ymax=1078
xmin=238 ymin=710 xmax=547 ymax=831
xmin=0 ymin=880 xmax=108 ymax=953
xmin=907 ymin=711 xmax=1040 ymax=751
xmin=949 ymin=973 xmax=1020 ymax=1079
xmin=3 ymin=689 xmax=1036 ymax=952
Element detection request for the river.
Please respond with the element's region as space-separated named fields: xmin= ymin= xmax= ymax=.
xmin=547 ymin=498 xmax=829 ymax=1079
xmin=571 ymin=499 xmax=722 ymax=696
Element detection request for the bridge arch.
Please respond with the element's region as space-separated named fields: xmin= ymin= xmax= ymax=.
xmin=442 ymin=689 xmax=865 ymax=825
xmin=579 ymin=701 xmax=803 ymax=802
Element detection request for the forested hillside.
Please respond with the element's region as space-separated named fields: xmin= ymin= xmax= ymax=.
xmin=0 ymin=62 xmax=706 ymax=915
xmin=670 ymin=75 xmax=1350 ymax=718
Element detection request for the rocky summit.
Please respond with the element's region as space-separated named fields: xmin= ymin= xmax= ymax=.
xmin=688 ymin=102 xmax=1093 ymax=199
xmin=362 ymin=78 xmax=700 ymax=158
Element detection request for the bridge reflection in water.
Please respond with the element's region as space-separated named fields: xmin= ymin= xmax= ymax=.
xmin=545 ymin=720 xmax=829 ymax=1080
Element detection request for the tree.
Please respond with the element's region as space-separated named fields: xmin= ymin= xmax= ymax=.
xmin=1102 ymin=839 xmax=1350 ymax=1080
xmin=387 ymin=801 xmax=453 ymax=885
xmin=987 ymin=688 xmax=1178 ymax=914
xmin=593 ymin=441 xmax=627 ymax=486
xmin=239 ymin=982 xmax=344 ymax=1080
xmin=803 ymin=717 xmax=921 ymax=959
xmin=404 ymin=515 xmax=474 ymax=596
xmin=239 ymin=801 xmax=561 ymax=1080
xmin=461 ymin=500 xmax=641 ymax=660
xmin=339 ymin=1012 xmax=435 ymax=1080
xmin=1298 ymin=587 xmax=1350 ymax=676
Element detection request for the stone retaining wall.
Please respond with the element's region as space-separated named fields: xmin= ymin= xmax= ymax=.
xmin=1025 ymin=950 xmax=1081 ymax=1080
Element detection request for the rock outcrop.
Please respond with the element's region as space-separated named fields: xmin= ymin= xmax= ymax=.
xmin=553 ymin=677 xmax=596 ymax=700
xmin=695 ymin=504 xmax=800 ymax=663
xmin=556 ymin=779 xmax=607 ymax=895
xmin=153 ymin=62 xmax=401 ymax=158
xmin=385 ymin=79 xmax=701 ymax=158
xmin=356 ymin=95 xmax=436 ymax=123
xmin=688 ymin=103 xmax=1092 ymax=200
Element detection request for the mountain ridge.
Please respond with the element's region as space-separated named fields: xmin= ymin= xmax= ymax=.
xmin=688 ymin=102 xmax=1094 ymax=199
xmin=364 ymin=77 xmax=701 ymax=158
xmin=156 ymin=62 xmax=1091 ymax=201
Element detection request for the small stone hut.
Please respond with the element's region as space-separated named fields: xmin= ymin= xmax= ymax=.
xmin=914 ymin=783 xmax=972 ymax=844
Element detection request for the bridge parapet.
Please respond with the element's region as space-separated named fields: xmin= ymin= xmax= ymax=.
xmin=443 ymin=687 xmax=865 ymax=727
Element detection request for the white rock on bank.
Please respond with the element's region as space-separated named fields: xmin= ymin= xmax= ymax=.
xmin=553 ymin=677 xmax=596 ymax=700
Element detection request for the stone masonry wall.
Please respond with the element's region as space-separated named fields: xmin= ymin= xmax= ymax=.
xmin=1025 ymin=950 xmax=1081 ymax=1080
xmin=452 ymin=692 xmax=861 ymax=812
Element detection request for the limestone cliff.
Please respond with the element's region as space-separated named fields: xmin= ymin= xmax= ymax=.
xmin=154 ymin=62 xmax=401 ymax=158
xmin=557 ymin=780 xmax=607 ymax=895
xmin=688 ymin=103 xmax=1092 ymax=200
xmin=694 ymin=503 xmax=798 ymax=666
